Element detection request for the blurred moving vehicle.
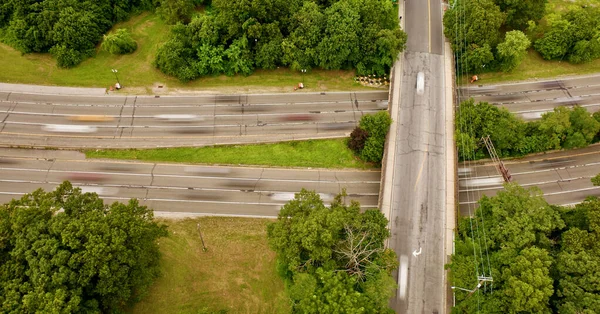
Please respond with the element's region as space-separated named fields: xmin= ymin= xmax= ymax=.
xmin=459 ymin=176 xmax=504 ymax=188
xmin=457 ymin=167 xmax=473 ymax=178
xmin=42 ymin=124 xmax=98 ymax=133
xmin=184 ymin=166 xmax=231 ymax=176
xmin=553 ymin=96 xmax=583 ymax=106
xmin=78 ymin=186 xmax=119 ymax=196
xmin=416 ymin=72 xmax=425 ymax=95
xmin=154 ymin=114 xmax=204 ymax=122
xmin=270 ymin=192 xmax=334 ymax=202
xmin=377 ymin=100 xmax=389 ymax=109
xmin=68 ymin=115 xmax=114 ymax=122
xmin=531 ymin=158 xmax=574 ymax=169
xmin=279 ymin=114 xmax=316 ymax=122
xmin=65 ymin=172 xmax=108 ymax=182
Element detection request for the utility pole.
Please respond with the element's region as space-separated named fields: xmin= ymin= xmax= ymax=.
xmin=452 ymin=276 xmax=494 ymax=298
xmin=481 ymin=135 xmax=512 ymax=182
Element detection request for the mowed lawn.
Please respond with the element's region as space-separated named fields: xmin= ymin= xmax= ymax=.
xmin=0 ymin=12 xmax=366 ymax=93
xmin=85 ymin=139 xmax=377 ymax=169
xmin=128 ymin=217 xmax=290 ymax=314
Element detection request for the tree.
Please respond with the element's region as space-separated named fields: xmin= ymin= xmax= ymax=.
xmin=443 ymin=0 xmax=505 ymax=73
xmin=592 ymin=174 xmax=600 ymax=186
xmin=102 ymin=28 xmax=137 ymax=55
xmin=281 ymin=1 xmax=325 ymax=71
xmin=534 ymin=19 xmax=573 ymax=60
xmin=358 ymin=111 xmax=393 ymax=163
xmin=493 ymin=0 xmax=547 ymax=30
xmin=348 ymin=127 xmax=369 ymax=154
xmin=555 ymin=198 xmax=600 ymax=313
xmin=157 ymin=0 xmax=195 ymax=24
xmin=317 ymin=0 xmax=362 ymax=70
xmin=0 ymin=181 xmax=168 ymax=313
xmin=267 ymin=189 xmax=396 ymax=313
xmin=496 ymin=30 xmax=531 ymax=72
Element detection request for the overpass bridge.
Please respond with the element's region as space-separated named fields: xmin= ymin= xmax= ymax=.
xmin=379 ymin=0 xmax=455 ymax=313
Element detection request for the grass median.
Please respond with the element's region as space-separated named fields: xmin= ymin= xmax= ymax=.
xmin=0 ymin=12 xmax=366 ymax=93
xmin=127 ymin=217 xmax=290 ymax=314
xmin=84 ymin=139 xmax=377 ymax=169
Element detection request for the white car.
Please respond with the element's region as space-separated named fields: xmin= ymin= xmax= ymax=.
xmin=42 ymin=124 xmax=98 ymax=133
xmin=416 ymin=72 xmax=425 ymax=95
xmin=154 ymin=114 xmax=204 ymax=122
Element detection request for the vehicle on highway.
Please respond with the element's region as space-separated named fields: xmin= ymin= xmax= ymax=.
xmin=154 ymin=114 xmax=204 ymax=122
xmin=65 ymin=172 xmax=108 ymax=182
xmin=42 ymin=124 xmax=98 ymax=133
xmin=531 ymin=158 xmax=574 ymax=169
xmin=457 ymin=167 xmax=473 ymax=178
xmin=78 ymin=186 xmax=119 ymax=196
xmin=416 ymin=71 xmax=425 ymax=95
xmin=279 ymin=114 xmax=316 ymax=122
xmin=184 ymin=166 xmax=231 ymax=176
xmin=377 ymin=100 xmax=389 ymax=109
xmin=553 ymin=96 xmax=583 ymax=106
xmin=269 ymin=192 xmax=333 ymax=202
xmin=537 ymin=80 xmax=563 ymax=90
xmin=321 ymin=122 xmax=355 ymax=130
xmin=459 ymin=176 xmax=504 ymax=188
xmin=68 ymin=115 xmax=114 ymax=122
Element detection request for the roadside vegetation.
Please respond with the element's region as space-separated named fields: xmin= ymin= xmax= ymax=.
xmin=0 ymin=182 xmax=168 ymax=313
xmin=267 ymin=189 xmax=397 ymax=313
xmin=450 ymin=183 xmax=600 ymax=313
xmin=445 ymin=0 xmax=600 ymax=83
xmin=348 ymin=111 xmax=393 ymax=164
xmin=154 ymin=0 xmax=406 ymax=81
xmin=85 ymin=139 xmax=377 ymax=169
xmin=456 ymin=99 xmax=600 ymax=160
xmin=0 ymin=13 xmax=363 ymax=92
xmin=129 ymin=217 xmax=290 ymax=314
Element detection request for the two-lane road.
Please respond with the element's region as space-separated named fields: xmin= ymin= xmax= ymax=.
xmin=389 ymin=0 xmax=447 ymax=312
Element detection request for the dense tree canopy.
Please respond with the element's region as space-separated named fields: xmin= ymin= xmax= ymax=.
xmin=348 ymin=110 xmax=392 ymax=164
xmin=102 ymin=28 xmax=137 ymax=55
xmin=267 ymin=189 xmax=396 ymax=313
xmin=0 ymin=181 xmax=167 ymax=313
xmin=1 ymin=0 xmax=153 ymax=67
xmin=154 ymin=0 xmax=407 ymax=81
xmin=456 ymin=99 xmax=600 ymax=160
xmin=451 ymin=186 xmax=600 ymax=313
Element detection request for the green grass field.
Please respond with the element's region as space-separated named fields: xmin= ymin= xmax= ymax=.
xmin=0 ymin=12 xmax=367 ymax=94
xmin=127 ymin=217 xmax=290 ymax=314
xmin=85 ymin=139 xmax=377 ymax=169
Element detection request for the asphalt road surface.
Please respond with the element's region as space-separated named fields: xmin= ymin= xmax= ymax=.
xmin=0 ymin=91 xmax=387 ymax=148
xmin=388 ymin=0 xmax=446 ymax=313
xmin=458 ymin=74 xmax=600 ymax=119
xmin=0 ymin=150 xmax=380 ymax=217
xmin=458 ymin=145 xmax=600 ymax=216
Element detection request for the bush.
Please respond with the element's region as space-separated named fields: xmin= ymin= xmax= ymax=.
xmin=346 ymin=111 xmax=392 ymax=164
xmin=348 ymin=127 xmax=369 ymax=154
xmin=102 ymin=29 xmax=137 ymax=55
xmin=50 ymin=45 xmax=84 ymax=68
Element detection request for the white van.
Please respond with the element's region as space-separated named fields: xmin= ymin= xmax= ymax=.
xmin=416 ymin=72 xmax=425 ymax=95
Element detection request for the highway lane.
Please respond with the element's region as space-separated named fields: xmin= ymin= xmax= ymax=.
xmin=0 ymin=154 xmax=380 ymax=217
xmin=458 ymin=75 xmax=600 ymax=119
xmin=0 ymin=91 xmax=388 ymax=148
xmin=458 ymin=145 xmax=600 ymax=216
xmin=388 ymin=0 xmax=446 ymax=312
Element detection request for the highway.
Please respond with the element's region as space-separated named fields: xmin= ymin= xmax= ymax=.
xmin=458 ymin=74 xmax=600 ymax=119
xmin=459 ymin=145 xmax=600 ymax=216
xmin=0 ymin=149 xmax=380 ymax=217
xmin=0 ymin=91 xmax=387 ymax=148
xmin=387 ymin=0 xmax=447 ymax=312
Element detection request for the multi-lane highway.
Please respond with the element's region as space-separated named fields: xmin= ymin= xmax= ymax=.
xmin=459 ymin=144 xmax=600 ymax=216
xmin=386 ymin=0 xmax=448 ymax=312
xmin=0 ymin=149 xmax=380 ymax=217
xmin=459 ymin=74 xmax=600 ymax=119
xmin=0 ymin=91 xmax=387 ymax=148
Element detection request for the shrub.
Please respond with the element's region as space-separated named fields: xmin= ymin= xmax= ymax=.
xmin=348 ymin=127 xmax=369 ymax=154
xmin=102 ymin=29 xmax=137 ymax=55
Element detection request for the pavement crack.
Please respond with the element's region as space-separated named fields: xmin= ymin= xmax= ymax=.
xmin=5 ymin=92 xmax=11 ymax=101
xmin=146 ymin=163 xmax=157 ymax=200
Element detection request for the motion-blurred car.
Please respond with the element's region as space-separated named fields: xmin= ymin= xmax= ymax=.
xmin=553 ymin=96 xmax=583 ymax=106
xmin=65 ymin=172 xmax=108 ymax=182
xmin=78 ymin=186 xmax=119 ymax=195
xmin=459 ymin=176 xmax=504 ymax=188
xmin=68 ymin=115 xmax=114 ymax=122
xmin=154 ymin=114 xmax=204 ymax=122
xmin=184 ymin=166 xmax=231 ymax=176
xmin=42 ymin=124 xmax=98 ymax=133
xmin=279 ymin=114 xmax=316 ymax=122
